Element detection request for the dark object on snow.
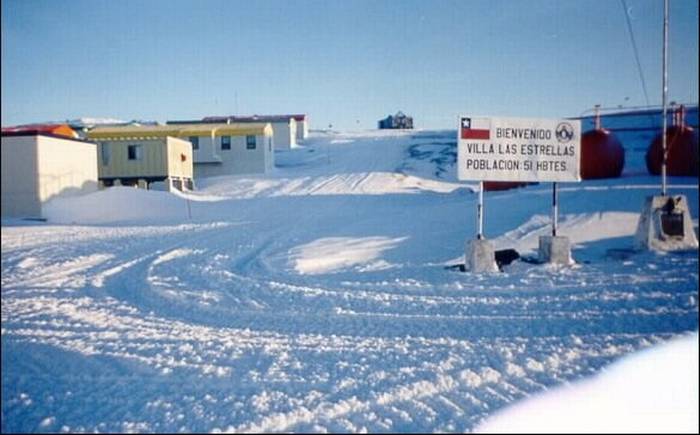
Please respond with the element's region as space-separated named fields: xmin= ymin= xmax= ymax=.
xmin=646 ymin=105 xmax=699 ymax=177
xmin=444 ymin=249 xmax=520 ymax=273
xmin=659 ymin=196 xmax=685 ymax=237
xmin=483 ymin=181 xmax=530 ymax=192
xmin=378 ymin=111 xmax=413 ymax=129
xmin=495 ymin=249 xmax=520 ymax=268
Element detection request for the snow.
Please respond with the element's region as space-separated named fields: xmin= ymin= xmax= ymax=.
xmin=43 ymin=187 xmax=193 ymax=225
xmin=2 ymin=124 xmax=698 ymax=433
xmin=65 ymin=117 xmax=127 ymax=127
xmin=290 ymin=236 xmax=407 ymax=275
xmin=475 ymin=332 xmax=699 ymax=433
xmin=27 ymin=118 xmax=127 ymax=128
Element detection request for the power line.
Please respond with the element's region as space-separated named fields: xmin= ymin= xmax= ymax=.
xmin=620 ymin=0 xmax=652 ymax=108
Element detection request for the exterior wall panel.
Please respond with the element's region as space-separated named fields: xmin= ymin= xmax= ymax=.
xmin=165 ymin=137 xmax=194 ymax=179
xmin=36 ymin=135 xmax=98 ymax=203
xmin=194 ymin=132 xmax=273 ymax=178
xmin=192 ymin=136 xmax=221 ymax=163
xmin=1 ymin=136 xmax=40 ymax=217
xmin=296 ymin=120 xmax=308 ymax=141
xmin=97 ymin=139 xmax=168 ymax=179
xmin=1 ymin=134 xmax=98 ymax=218
xmin=270 ymin=120 xmax=296 ymax=150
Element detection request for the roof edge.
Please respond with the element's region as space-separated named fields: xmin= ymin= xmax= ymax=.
xmin=1 ymin=131 xmax=96 ymax=145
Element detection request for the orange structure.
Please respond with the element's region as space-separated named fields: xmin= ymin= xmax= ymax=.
xmin=1 ymin=124 xmax=78 ymax=139
xmin=580 ymin=106 xmax=625 ymax=179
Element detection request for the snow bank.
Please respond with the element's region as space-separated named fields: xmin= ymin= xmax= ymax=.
xmin=43 ymin=187 xmax=192 ymax=224
xmin=475 ymin=332 xmax=699 ymax=434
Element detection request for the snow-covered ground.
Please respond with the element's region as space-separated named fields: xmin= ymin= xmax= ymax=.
xmin=2 ymin=126 xmax=698 ymax=433
xmin=475 ymin=332 xmax=698 ymax=433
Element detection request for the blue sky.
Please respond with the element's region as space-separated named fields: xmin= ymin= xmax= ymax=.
xmin=1 ymin=0 xmax=698 ymax=130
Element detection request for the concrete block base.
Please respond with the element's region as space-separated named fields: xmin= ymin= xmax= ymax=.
xmin=465 ymin=239 xmax=499 ymax=273
xmin=634 ymin=195 xmax=698 ymax=251
xmin=538 ymin=235 xmax=573 ymax=265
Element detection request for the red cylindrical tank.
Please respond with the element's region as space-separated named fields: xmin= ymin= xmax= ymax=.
xmin=580 ymin=128 xmax=626 ymax=179
xmin=483 ymin=181 xmax=529 ymax=191
xmin=646 ymin=125 xmax=699 ymax=176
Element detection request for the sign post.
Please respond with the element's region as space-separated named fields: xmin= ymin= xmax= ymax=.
xmin=477 ymin=181 xmax=484 ymax=239
xmin=458 ymin=115 xmax=581 ymax=270
xmin=552 ymin=182 xmax=558 ymax=237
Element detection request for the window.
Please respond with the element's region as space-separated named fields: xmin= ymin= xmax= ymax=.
xmin=127 ymin=144 xmax=142 ymax=160
xmin=246 ymin=135 xmax=256 ymax=150
xmin=189 ymin=136 xmax=199 ymax=150
xmin=100 ymin=143 xmax=110 ymax=166
xmin=221 ymin=135 xmax=231 ymax=150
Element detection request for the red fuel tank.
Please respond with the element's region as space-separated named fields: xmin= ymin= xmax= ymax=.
xmin=580 ymin=128 xmax=625 ymax=179
xmin=646 ymin=106 xmax=699 ymax=176
xmin=483 ymin=181 xmax=530 ymax=191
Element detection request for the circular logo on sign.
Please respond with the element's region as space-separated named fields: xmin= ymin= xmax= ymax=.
xmin=555 ymin=122 xmax=575 ymax=143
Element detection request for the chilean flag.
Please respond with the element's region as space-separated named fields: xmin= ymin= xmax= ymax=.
xmin=461 ymin=117 xmax=490 ymax=140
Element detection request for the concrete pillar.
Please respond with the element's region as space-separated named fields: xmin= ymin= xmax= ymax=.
xmin=634 ymin=195 xmax=698 ymax=251
xmin=538 ymin=235 xmax=573 ymax=265
xmin=113 ymin=179 xmax=122 ymax=186
xmin=137 ymin=179 xmax=148 ymax=189
xmin=465 ymin=238 xmax=499 ymax=273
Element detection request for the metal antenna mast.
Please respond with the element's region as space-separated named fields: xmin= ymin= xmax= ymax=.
xmin=661 ymin=0 xmax=669 ymax=196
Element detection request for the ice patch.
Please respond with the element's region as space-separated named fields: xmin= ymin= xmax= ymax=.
xmin=152 ymin=248 xmax=202 ymax=266
xmin=17 ymin=257 xmax=39 ymax=269
xmin=38 ymin=417 xmax=55 ymax=428
xmin=290 ymin=236 xmax=407 ymax=275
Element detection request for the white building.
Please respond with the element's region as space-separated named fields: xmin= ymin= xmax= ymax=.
xmin=291 ymin=114 xmax=309 ymax=141
xmin=196 ymin=116 xmax=300 ymax=151
xmin=267 ymin=117 xmax=297 ymax=150
xmin=181 ymin=123 xmax=274 ymax=177
xmin=1 ymin=132 xmax=98 ymax=218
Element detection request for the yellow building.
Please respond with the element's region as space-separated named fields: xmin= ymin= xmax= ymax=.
xmin=88 ymin=126 xmax=193 ymax=191
xmin=88 ymin=123 xmax=274 ymax=182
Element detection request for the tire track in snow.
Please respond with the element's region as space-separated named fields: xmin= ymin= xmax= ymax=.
xmin=232 ymin=373 xmax=459 ymax=433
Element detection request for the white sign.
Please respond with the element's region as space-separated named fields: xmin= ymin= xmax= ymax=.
xmin=457 ymin=116 xmax=581 ymax=182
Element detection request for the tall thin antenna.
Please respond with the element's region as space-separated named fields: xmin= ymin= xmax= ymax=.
xmin=661 ymin=0 xmax=668 ymax=196
xmin=620 ymin=0 xmax=652 ymax=108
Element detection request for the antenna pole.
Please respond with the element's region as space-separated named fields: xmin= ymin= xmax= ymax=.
xmin=661 ymin=0 xmax=669 ymax=196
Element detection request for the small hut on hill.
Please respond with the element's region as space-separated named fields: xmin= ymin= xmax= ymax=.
xmin=378 ymin=111 xmax=413 ymax=129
